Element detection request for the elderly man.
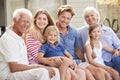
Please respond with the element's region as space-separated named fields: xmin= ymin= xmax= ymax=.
xmin=0 ymin=8 xmax=60 ymax=80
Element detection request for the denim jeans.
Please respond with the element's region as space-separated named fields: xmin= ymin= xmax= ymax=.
xmin=104 ymin=56 xmax=120 ymax=74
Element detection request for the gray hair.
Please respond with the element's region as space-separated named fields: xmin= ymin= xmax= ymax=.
xmin=82 ymin=6 xmax=100 ymax=24
xmin=13 ymin=8 xmax=32 ymax=21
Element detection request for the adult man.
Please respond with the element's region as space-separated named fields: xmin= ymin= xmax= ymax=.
xmin=56 ymin=5 xmax=98 ymax=80
xmin=0 ymin=8 xmax=60 ymax=80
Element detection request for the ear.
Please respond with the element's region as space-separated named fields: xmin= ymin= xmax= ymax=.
xmin=13 ymin=18 xmax=17 ymax=23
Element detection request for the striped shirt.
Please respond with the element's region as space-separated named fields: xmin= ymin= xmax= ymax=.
xmin=25 ymin=33 xmax=42 ymax=64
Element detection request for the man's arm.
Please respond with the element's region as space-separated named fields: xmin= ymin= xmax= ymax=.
xmin=8 ymin=62 xmax=56 ymax=78
xmin=75 ymin=47 xmax=85 ymax=62
xmin=8 ymin=62 xmax=46 ymax=72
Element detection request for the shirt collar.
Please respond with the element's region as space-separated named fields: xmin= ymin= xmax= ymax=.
xmin=59 ymin=25 xmax=71 ymax=35
xmin=100 ymin=23 xmax=107 ymax=32
xmin=47 ymin=41 xmax=59 ymax=47
xmin=7 ymin=26 xmax=23 ymax=40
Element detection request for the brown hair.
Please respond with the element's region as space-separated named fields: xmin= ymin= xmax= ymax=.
xmin=88 ymin=24 xmax=102 ymax=59
xmin=24 ymin=9 xmax=54 ymax=43
xmin=57 ymin=5 xmax=75 ymax=17
xmin=89 ymin=24 xmax=101 ymax=38
xmin=34 ymin=8 xmax=54 ymax=28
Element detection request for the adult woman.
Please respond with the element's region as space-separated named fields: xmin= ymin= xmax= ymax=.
xmin=77 ymin=6 xmax=120 ymax=80
xmin=24 ymin=9 xmax=54 ymax=64
xmin=23 ymin=8 xmax=84 ymax=80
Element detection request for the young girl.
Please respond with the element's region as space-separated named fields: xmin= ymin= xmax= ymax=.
xmin=85 ymin=23 xmax=120 ymax=80
xmin=38 ymin=25 xmax=86 ymax=80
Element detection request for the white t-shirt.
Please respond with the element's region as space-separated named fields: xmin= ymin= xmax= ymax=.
xmin=0 ymin=27 xmax=28 ymax=80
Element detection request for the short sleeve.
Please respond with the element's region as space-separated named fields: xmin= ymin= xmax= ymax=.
xmin=38 ymin=44 xmax=47 ymax=55
xmin=0 ymin=37 xmax=20 ymax=62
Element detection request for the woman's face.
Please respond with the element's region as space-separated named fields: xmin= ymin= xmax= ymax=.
xmin=85 ymin=11 xmax=98 ymax=26
xmin=35 ymin=13 xmax=48 ymax=30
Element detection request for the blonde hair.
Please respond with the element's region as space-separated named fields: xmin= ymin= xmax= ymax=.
xmin=57 ymin=5 xmax=75 ymax=17
xmin=43 ymin=25 xmax=60 ymax=43
xmin=24 ymin=9 xmax=54 ymax=43
xmin=24 ymin=28 xmax=45 ymax=43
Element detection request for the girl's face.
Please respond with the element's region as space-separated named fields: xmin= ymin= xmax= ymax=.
xmin=85 ymin=11 xmax=98 ymax=26
xmin=47 ymin=31 xmax=58 ymax=45
xmin=35 ymin=13 xmax=48 ymax=30
xmin=58 ymin=11 xmax=72 ymax=28
xmin=89 ymin=27 xmax=102 ymax=40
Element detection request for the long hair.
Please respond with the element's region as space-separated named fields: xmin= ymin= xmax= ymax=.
xmin=88 ymin=24 xmax=102 ymax=59
xmin=24 ymin=9 xmax=54 ymax=43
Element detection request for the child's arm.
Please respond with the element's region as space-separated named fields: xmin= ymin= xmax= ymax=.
xmin=85 ymin=43 xmax=104 ymax=67
xmin=37 ymin=52 xmax=56 ymax=67
xmin=102 ymin=43 xmax=120 ymax=57
xmin=85 ymin=43 xmax=113 ymax=71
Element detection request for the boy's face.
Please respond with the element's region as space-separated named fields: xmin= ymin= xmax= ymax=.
xmin=47 ymin=30 xmax=58 ymax=45
xmin=57 ymin=11 xmax=72 ymax=28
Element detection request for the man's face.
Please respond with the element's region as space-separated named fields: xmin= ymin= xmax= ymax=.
xmin=14 ymin=13 xmax=31 ymax=36
xmin=57 ymin=11 xmax=72 ymax=28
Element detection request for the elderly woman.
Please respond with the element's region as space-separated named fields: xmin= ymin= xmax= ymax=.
xmin=77 ymin=6 xmax=120 ymax=80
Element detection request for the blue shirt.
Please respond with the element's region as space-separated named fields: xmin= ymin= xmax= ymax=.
xmin=59 ymin=25 xmax=79 ymax=59
xmin=77 ymin=24 xmax=120 ymax=62
xmin=39 ymin=42 xmax=65 ymax=57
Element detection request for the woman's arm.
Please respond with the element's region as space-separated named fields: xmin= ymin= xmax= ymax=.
xmin=102 ymin=43 xmax=120 ymax=56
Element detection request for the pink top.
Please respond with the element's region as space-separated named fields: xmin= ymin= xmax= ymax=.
xmin=25 ymin=33 xmax=42 ymax=64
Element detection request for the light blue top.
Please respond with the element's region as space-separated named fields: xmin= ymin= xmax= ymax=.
xmin=77 ymin=24 xmax=120 ymax=62
xmin=59 ymin=25 xmax=79 ymax=60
